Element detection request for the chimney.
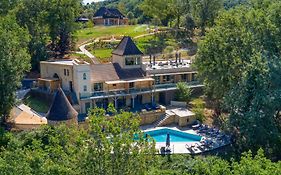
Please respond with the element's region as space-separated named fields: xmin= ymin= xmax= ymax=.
xmin=179 ymin=52 xmax=182 ymax=63
xmin=149 ymin=55 xmax=152 ymax=64
xmin=153 ymin=55 xmax=156 ymax=66
xmin=175 ymin=52 xmax=178 ymax=63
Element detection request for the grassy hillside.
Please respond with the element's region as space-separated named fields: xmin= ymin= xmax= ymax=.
xmin=75 ymin=25 xmax=149 ymax=44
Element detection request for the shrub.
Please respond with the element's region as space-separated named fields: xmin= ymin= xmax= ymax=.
xmin=175 ymin=82 xmax=192 ymax=102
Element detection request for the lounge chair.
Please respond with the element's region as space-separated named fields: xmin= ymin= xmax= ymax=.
xmin=144 ymin=104 xmax=152 ymax=111
xmin=152 ymin=103 xmax=160 ymax=110
xmin=191 ymin=123 xmax=201 ymax=129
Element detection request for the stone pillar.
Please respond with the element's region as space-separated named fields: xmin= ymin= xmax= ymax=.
xmin=132 ymin=95 xmax=137 ymax=109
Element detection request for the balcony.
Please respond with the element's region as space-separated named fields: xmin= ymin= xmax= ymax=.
xmin=80 ymin=81 xmax=203 ymax=100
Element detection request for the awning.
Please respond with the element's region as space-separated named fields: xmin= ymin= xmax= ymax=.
xmin=150 ymin=71 xmax=197 ymax=76
xmin=105 ymin=78 xmax=154 ymax=84
xmin=38 ymin=77 xmax=60 ymax=82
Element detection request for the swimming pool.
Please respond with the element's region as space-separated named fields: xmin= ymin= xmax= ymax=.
xmin=145 ymin=128 xmax=202 ymax=142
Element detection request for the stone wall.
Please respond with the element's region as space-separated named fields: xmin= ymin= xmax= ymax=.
xmin=159 ymin=115 xmax=176 ymax=126
xmin=139 ymin=109 xmax=165 ymax=125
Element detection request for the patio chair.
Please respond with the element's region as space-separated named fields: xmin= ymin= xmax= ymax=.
xmin=152 ymin=103 xmax=160 ymax=110
xmin=144 ymin=104 xmax=152 ymax=111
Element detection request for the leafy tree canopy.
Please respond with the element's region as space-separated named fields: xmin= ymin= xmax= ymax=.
xmin=0 ymin=15 xmax=30 ymax=120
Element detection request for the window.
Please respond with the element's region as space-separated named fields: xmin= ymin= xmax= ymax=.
xmin=181 ymin=74 xmax=187 ymax=81
xmin=94 ymin=83 xmax=103 ymax=91
xmin=170 ymin=75 xmax=175 ymax=83
xmin=129 ymin=82 xmax=134 ymax=88
xmin=83 ymin=73 xmax=87 ymax=80
xmin=64 ymin=69 xmax=66 ymax=76
xmin=192 ymin=73 xmax=196 ymax=81
xmin=67 ymin=69 xmax=69 ymax=76
xmin=125 ymin=57 xmax=141 ymax=66
xmin=83 ymin=85 xmax=87 ymax=92
xmin=154 ymin=76 xmax=160 ymax=85
xmin=163 ymin=75 xmax=171 ymax=82
xmin=113 ymin=84 xmax=116 ymax=87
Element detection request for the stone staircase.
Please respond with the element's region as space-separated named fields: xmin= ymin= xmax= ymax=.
xmin=154 ymin=113 xmax=173 ymax=127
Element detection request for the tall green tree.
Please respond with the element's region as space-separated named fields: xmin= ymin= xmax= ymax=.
xmin=0 ymin=15 xmax=30 ymax=120
xmin=195 ymin=0 xmax=281 ymax=155
xmin=141 ymin=0 xmax=172 ymax=26
xmin=47 ymin=0 xmax=82 ymax=56
xmin=190 ymin=0 xmax=223 ymax=35
xmin=224 ymin=53 xmax=281 ymax=156
xmin=16 ymin=0 xmax=49 ymax=70
xmin=170 ymin=0 xmax=191 ymax=28
xmin=195 ymin=0 xmax=281 ymax=103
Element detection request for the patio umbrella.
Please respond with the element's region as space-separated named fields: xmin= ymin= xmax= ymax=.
xmin=166 ymin=133 xmax=170 ymax=147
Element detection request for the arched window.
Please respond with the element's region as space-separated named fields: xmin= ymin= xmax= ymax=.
xmin=83 ymin=73 xmax=87 ymax=80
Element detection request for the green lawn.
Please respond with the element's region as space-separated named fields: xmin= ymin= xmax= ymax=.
xmin=23 ymin=95 xmax=50 ymax=113
xmin=75 ymin=25 xmax=149 ymax=44
xmin=92 ymin=48 xmax=113 ymax=62
xmin=88 ymin=36 xmax=153 ymax=61
xmin=69 ymin=53 xmax=93 ymax=63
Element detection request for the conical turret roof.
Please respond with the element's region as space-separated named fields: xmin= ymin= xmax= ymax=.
xmin=46 ymin=88 xmax=78 ymax=121
xmin=112 ymin=36 xmax=143 ymax=56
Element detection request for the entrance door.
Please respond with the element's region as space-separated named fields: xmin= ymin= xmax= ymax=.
xmin=85 ymin=102 xmax=91 ymax=113
xmin=159 ymin=92 xmax=166 ymax=105
xmin=69 ymin=81 xmax=73 ymax=92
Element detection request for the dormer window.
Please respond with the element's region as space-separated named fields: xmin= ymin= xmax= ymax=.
xmin=83 ymin=73 xmax=87 ymax=80
xmin=125 ymin=57 xmax=141 ymax=66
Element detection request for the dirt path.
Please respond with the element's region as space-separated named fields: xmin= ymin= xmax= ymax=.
xmin=77 ymin=32 xmax=163 ymax=64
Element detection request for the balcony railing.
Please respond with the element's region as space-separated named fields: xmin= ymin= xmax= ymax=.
xmin=80 ymin=81 xmax=202 ymax=99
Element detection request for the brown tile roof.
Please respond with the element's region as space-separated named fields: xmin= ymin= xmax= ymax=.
xmin=91 ymin=64 xmax=120 ymax=82
xmin=91 ymin=63 xmax=146 ymax=82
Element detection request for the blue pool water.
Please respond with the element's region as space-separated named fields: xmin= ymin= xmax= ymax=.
xmin=145 ymin=128 xmax=202 ymax=142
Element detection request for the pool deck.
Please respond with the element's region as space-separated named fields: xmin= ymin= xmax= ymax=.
xmin=140 ymin=124 xmax=231 ymax=154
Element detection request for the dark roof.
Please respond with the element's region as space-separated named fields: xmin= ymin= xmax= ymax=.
xmin=91 ymin=63 xmax=146 ymax=82
xmin=94 ymin=7 xmax=126 ymax=19
xmin=46 ymin=88 xmax=78 ymax=121
xmin=113 ymin=63 xmax=146 ymax=80
xmin=91 ymin=64 xmax=120 ymax=82
xmin=112 ymin=36 xmax=143 ymax=56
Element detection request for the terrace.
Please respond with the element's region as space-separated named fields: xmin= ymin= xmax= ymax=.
xmin=79 ymin=81 xmax=203 ymax=100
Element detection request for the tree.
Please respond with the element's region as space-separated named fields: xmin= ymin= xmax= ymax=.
xmin=127 ymin=11 xmax=134 ymax=20
xmin=224 ymin=53 xmax=281 ymax=156
xmin=149 ymin=149 xmax=281 ymax=174
xmin=46 ymin=0 xmax=82 ymax=56
xmin=80 ymin=107 xmax=156 ymax=175
xmin=182 ymin=15 xmax=196 ymax=38
xmin=0 ymin=0 xmax=17 ymax=16
xmin=175 ymin=82 xmax=192 ymax=102
xmin=195 ymin=1 xmax=281 ymax=103
xmin=0 ymin=15 xmax=30 ymax=121
xmin=190 ymin=0 xmax=223 ymax=35
xmin=141 ymin=0 xmax=172 ymax=26
xmin=195 ymin=0 xmax=281 ymax=155
xmin=16 ymin=0 xmax=49 ymax=70
xmin=170 ymin=0 xmax=191 ymax=29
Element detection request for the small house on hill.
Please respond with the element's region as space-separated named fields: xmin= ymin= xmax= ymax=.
xmin=93 ymin=7 xmax=128 ymax=26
